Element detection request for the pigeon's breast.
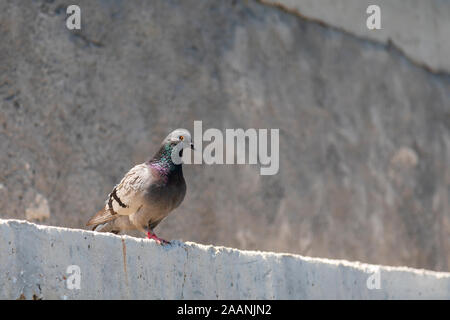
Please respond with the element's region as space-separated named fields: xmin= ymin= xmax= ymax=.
xmin=146 ymin=175 xmax=186 ymax=211
xmin=137 ymin=168 xmax=186 ymax=225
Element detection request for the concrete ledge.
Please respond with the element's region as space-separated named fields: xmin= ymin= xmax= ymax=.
xmin=0 ymin=219 xmax=449 ymax=299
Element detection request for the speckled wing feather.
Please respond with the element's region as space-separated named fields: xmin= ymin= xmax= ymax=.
xmin=86 ymin=163 xmax=152 ymax=227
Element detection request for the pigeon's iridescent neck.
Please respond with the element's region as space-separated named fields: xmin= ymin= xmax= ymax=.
xmin=148 ymin=143 xmax=181 ymax=179
xmin=148 ymin=161 xmax=171 ymax=176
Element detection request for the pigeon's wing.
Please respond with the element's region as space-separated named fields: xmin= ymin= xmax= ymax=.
xmin=86 ymin=208 xmax=116 ymax=227
xmin=86 ymin=163 xmax=153 ymax=227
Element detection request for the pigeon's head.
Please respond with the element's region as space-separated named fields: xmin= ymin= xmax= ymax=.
xmin=163 ymin=128 xmax=194 ymax=150
xmin=150 ymin=129 xmax=194 ymax=167
xmin=160 ymin=129 xmax=194 ymax=165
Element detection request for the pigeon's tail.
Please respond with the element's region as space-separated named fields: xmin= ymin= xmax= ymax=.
xmin=91 ymin=221 xmax=119 ymax=234
xmin=86 ymin=208 xmax=116 ymax=229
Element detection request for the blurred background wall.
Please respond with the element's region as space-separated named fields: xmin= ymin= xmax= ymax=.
xmin=0 ymin=0 xmax=449 ymax=271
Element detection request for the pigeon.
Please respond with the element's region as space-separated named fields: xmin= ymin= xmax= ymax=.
xmin=86 ymin=128 xmax=193 ymax=244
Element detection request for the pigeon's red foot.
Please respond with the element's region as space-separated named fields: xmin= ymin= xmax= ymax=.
xmin=147 ymin=231 xmax=170 ymax=245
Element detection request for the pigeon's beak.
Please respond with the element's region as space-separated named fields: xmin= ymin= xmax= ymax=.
xmin=190 ymin=143 xmax=195 ymax=151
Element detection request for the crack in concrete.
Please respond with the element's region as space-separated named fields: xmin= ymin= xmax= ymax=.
xmin=256 ymin=0 xmax=450 ymax=77
xmin=180 ymin=245 xmax=189 ymax=299
xmin=70 ymin=32 xmax=105 ymax=49
xmin=121 ymin=238 xmax=128 ymax=287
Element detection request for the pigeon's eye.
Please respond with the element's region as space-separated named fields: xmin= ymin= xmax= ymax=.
xmin=179 ymin=135 xmax=184 ymax=141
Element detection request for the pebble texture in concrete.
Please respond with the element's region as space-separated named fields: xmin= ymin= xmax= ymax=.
xmin=1 ymin=219 xmax=449 ymax=300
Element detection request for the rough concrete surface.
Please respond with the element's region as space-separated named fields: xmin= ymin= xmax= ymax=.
xmin=0 ymin=0 xmax=449 ymax=272
xmin=264 ymin=0 xmax=450 ymax=73
xmin=1 ymin=219 xmax=450 ymax=300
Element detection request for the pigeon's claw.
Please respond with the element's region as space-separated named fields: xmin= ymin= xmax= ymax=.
xmin=147 ymin=231 xmax=170 ymax=245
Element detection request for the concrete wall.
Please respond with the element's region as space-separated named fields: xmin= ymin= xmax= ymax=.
xmin=263 ymin=0 xmax=450 ymax=73
xmin=1 ymin=219 xmax=449 ymax=300
xmin=1 ymin=0 xmax=449 ymax=272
